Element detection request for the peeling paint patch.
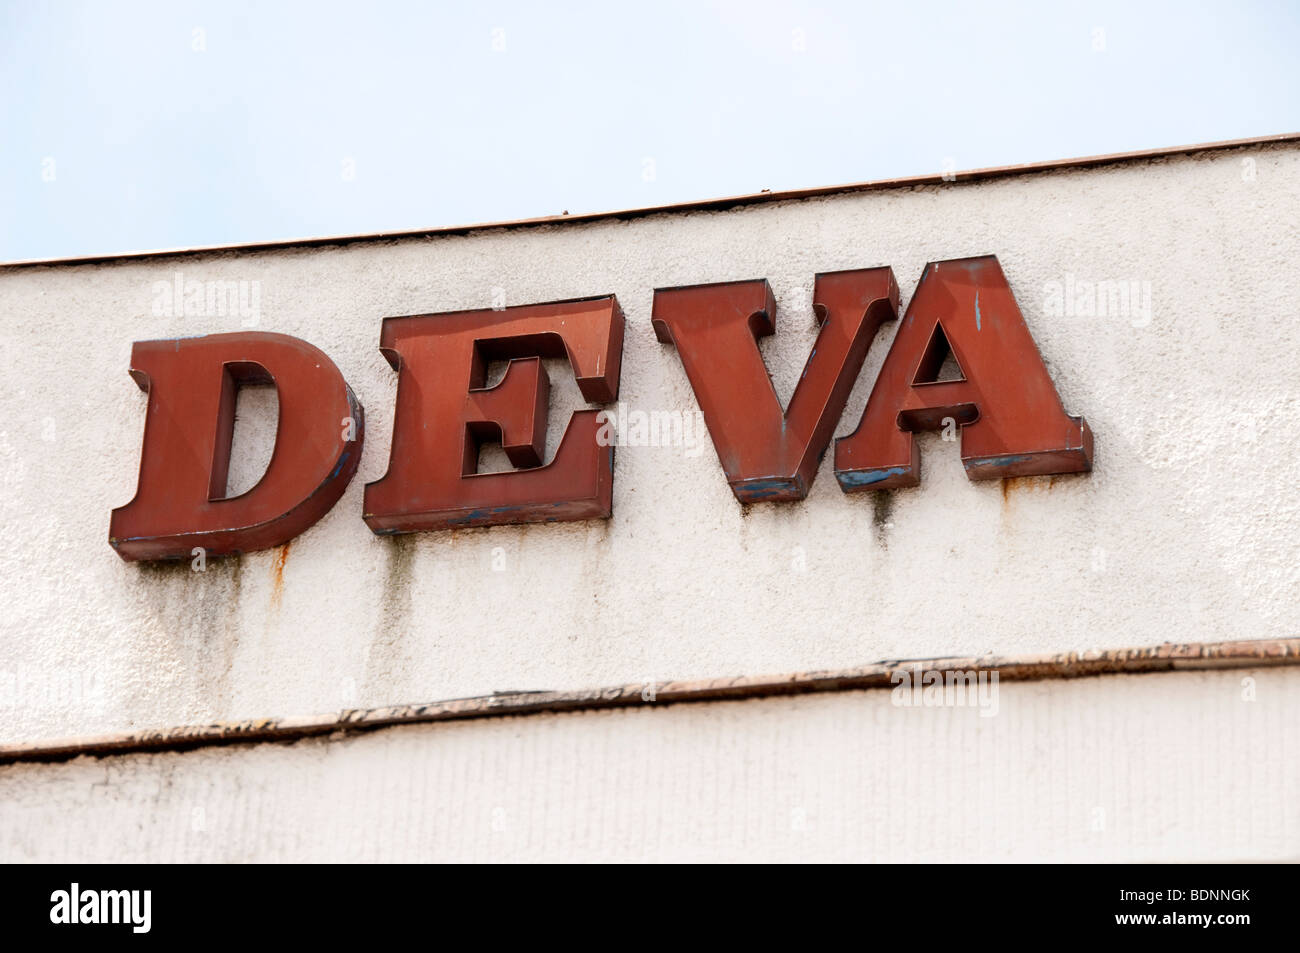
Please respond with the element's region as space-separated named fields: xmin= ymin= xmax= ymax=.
xmin=965 ymin=454 xmax=1032 ymax=470
xmin=448 ymin=503 xmax=538 ymax=526
xmin=734 ymin=477 xmax=802 ymax=501
xmin=837 ymin=466 xmax=908 ymax=488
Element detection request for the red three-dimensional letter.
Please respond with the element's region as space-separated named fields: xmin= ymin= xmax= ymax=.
xmin=363 ymin=295 xmax=625 ymax=532
xmin=651 ymin=268 xmax=899 ymax=501
xmin=834 ymin=256 xmax=1092 ymax=490
xmin=110 ymin=332 xmax=364 ymax=561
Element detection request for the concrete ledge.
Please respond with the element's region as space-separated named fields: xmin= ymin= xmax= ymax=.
xmin=3 ymin=637 xmax=1296 ymax=766
xmin=4 ymin=663 xmax=1297 ymax=861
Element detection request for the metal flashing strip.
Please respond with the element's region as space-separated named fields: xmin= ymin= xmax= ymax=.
xmin=2 ymin=638 xmax=1296 ymax=766
xmin=2 ymin=133 xmax=1297 ymax=269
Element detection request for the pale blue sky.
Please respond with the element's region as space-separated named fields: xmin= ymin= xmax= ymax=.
xmin=3 ymin=0 xmax=1297 ymax=260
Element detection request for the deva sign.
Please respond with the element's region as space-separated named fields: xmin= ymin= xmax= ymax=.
xmin=109 ymin=256 xmax=1092 ymax=561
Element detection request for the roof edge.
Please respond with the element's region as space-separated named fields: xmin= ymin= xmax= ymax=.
xmin=5 ymin=132 xmax=1297 ymax=270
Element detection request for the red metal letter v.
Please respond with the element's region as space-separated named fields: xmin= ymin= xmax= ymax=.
xmin=652 ymin=268 xmax=899 ymax=502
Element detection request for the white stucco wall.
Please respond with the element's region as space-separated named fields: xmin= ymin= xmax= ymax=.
xmin=0 ymin=141 xmax=1296 ymax=754
xmin=3 ymin=667 xmax=1295 ymax=863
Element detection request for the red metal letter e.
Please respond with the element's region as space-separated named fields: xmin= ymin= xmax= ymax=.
xmin=363 ymin=295 xmax=624 ymax=532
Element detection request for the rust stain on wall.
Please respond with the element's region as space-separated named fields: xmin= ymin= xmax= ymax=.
xmin=270 ymin=542 xmax=290 ymax=609
xmin=1001 ymin=474 xmax=1059 ymax=505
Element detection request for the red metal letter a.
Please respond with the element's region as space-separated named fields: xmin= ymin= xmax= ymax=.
xmin=651 ymin=269 xmax=899 ymax=502
xmin=363 ymin=295 xmax=625 ymax=533
xmin=110 ymin=332 xmax=364 ymax=561
xmin=834 ymin=256 xmax=1093 ymax=490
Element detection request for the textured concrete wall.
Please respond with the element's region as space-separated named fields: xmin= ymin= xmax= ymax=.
xmin=0 ymin=141 xmax=1296 ymax=756
xmin=3 ymin=667 xmax=1295 ymax=862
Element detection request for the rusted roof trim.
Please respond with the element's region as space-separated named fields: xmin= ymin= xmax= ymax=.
xmin=4 ymin=132 xmax=1297 ymax=270
xmin=3 ymin=637 xmax=1296 ymax=766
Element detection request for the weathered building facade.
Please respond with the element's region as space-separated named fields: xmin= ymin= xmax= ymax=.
xmin=1 ymin=135 xmax=1297 ymax=861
